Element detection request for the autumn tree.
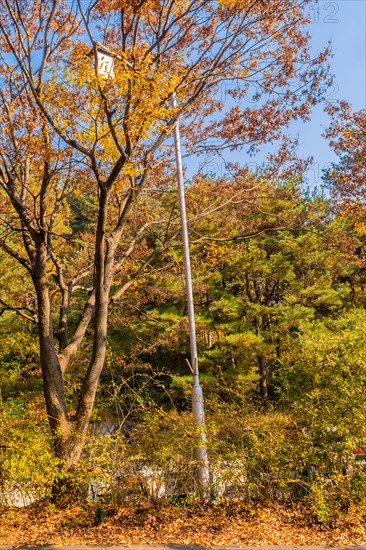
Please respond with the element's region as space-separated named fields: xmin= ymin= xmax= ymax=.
xmin=126 ymin=175 xmax=348 ymax=405
xmin=324 ymin=103 xmax=366 ymax=205
xmin=322 ymin=103 xmax=366 ymax=304
xmin=0 ymin=0 xmax=330 ymax=466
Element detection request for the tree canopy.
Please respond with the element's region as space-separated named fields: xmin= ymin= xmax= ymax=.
xmin=1 ymin=0 xmax=366 ymax=525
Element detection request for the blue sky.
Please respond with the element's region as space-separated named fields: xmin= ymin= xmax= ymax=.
xmin=296 ymin=0 xmax=366 ymax=188
xmin=193 ymin=1 xmax=366 ymax=187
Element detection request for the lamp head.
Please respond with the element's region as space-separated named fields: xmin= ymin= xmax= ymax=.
xmin=95 ymin=44 xmax=115 ymax=78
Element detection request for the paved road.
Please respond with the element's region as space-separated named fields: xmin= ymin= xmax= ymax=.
xmin=1 ymin=546 xmax=365 ymax=550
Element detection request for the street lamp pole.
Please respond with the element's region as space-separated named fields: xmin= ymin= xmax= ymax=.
xmin=92 ymin=44 xmax=210 ymax=495
xmin=172 ymin=93 xmax=210 ymax=495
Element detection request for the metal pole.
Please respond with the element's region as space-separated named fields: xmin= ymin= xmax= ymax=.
xmin=172 ymin=93 xmax=210 ymax=496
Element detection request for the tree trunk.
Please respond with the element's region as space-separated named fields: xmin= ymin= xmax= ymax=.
xmin=34 ymin=197 xmax=113 ymax=467
xmin=258 ymin=353 xmax=268 ymax=400
xmin=34 ymin=242 xmax=72 ymax=460
xmin=254 ymin=316 xmax=268 ymax=401
xmin=73 ymin=186 xmax=113 ymax=460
